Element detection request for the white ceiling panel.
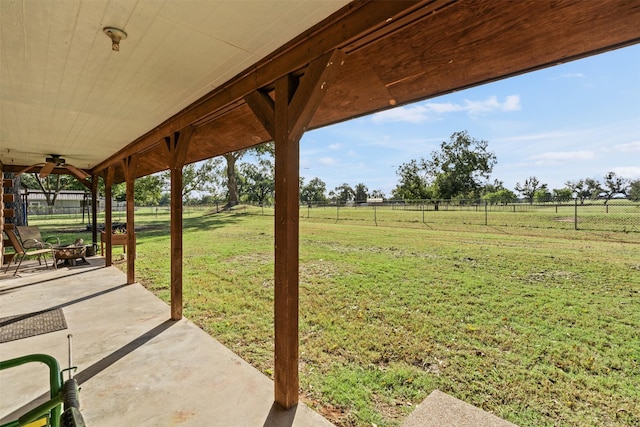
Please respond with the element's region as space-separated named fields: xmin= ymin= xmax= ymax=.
xmin=0 ymin=0 xmax=350 ymax=169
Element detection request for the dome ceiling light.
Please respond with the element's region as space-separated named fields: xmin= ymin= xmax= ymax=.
xmin=103 ymin=27 xmax=127 ymax=51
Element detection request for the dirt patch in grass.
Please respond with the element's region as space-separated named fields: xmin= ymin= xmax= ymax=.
xmin=525 ymin=270 xmax=581 ymax=284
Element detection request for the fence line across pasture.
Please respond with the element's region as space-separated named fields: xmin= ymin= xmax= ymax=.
xmin=23 ymin=199 xmax=639 ymax=234
xmin=246 ymin=199 xmax=640 ymax=234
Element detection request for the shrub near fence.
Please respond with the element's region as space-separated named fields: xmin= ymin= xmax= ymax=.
xmin=257 ymin=198 xmax=640 ymax=233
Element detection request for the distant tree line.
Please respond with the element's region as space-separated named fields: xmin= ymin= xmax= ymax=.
xmin=18 ymin=132 xmax=640 ymax=209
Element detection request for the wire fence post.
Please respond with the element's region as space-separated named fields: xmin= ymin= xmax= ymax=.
xmin=336 ymin=203 xmax=339 ymax=223
xmin=373 ymin=203 xmax=377 ymax=226
xmin=574 ymin=197 xmax=578 ymax=230
xmin=485 ymin=201 xmax=488 ymax=226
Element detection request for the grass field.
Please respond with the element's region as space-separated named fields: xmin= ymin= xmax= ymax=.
xmin=29 ymin=207 xmax=640 ymax=426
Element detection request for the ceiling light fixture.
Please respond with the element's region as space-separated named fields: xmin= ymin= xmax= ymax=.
xmin=103 ymin=27 xmax=127 ymax=51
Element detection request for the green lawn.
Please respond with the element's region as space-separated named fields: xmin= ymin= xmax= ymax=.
xmin=29 ymin=207 xmax=640 ymax=426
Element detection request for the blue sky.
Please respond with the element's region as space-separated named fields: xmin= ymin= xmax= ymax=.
xmin=298 ymin=44 xmax=640 ymax=197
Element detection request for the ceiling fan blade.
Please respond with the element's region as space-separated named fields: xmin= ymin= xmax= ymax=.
xmin=39 ymin=162 xmax=55 ymax=178
xmin=65 ymin=164 xmax=91 ymax=180
xmin=15 ymin=164 xmax=42 ymax=177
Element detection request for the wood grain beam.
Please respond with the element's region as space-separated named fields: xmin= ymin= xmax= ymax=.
xmin=91 ymin=176 xmax=98 ymax=252
xmin=273 ymin=73 xmax=300 ymax=409
xmin=104 ymin=167 xmax=114 ymax=268
xmin=245 ymin=51 xmax=345 ymax=409
xmin=243 ymin=90 xmax=275 ymax=138
xmin=164 ymin=128 xmax=194 ymax=320
xmin=288 ymin=50 xmax=346 ymax=142
xmin=122 ymin=155 xmax=139 ymax=284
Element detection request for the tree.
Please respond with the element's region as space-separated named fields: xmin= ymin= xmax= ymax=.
xmin=629 ymin=179 xmax=640 ymax=201
xmin=370 ymin=189 xmax=386 ymax=199
xmin=354 ymin=183 xmax=369 ymax=202
xmin=134 ymin=174 xmax=164 ymax=206
xmin=222 ymin=151 xmax=243 ymax=207
xmin=162 ymin=158 xmax=223 ymax=202
xmin=565 ymin=179 xmax=602 ymax=204
xmin=300 ymin=177 xmax=327 ymax=203
xmin=239 ymin=158 xmax=274 ymax=205
xmin=482 ymin=188 xmax=517 ymax=205
xmin=21 ymin=173 xmax=87 ymax=213
xmin=552 ymin=188 xmax=573 ymax=203
xmin=515 ymin=176 xmax=545 ymax=204
xmin=391 ymin=159 xmax=433 ymax=200
xmin=533 ymin=188 xmax=552 ymax=203
xmin=483 ymin=179 xmax=505 ymax=195
xmin=601 ymin=171 xmax=629 ymax=204
xmin=426 ymin=130 xmax=497 ymax=199
xmin=332 ymin=183 xmax=355 ymax=203
xmin=221 ymin=143 xmax=274 ymax=209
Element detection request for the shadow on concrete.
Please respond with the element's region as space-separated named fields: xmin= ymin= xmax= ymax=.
xmin=263 ymin=402 xmax=298 ymax=427
xmin=0 ymin=263 xmax=104 ymax=294
xmin=75 ymin=319 xmax=176 ymax=385
xmin=0 ymin=284 xmax=130 ymax=325
xmin=0 ymin=320 xmax=176 ymax=424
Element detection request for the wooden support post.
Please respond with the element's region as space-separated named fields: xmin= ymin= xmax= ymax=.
xmin=273 ymin=73 xmax=300 ymax=409
xmin=170 ymin=165 xmax=183 ymax=320
xmin=91 ymin=176 xmax=98 ymax=257
xmin=122 ymin=155 xmax=138 ymax=284
xmin=164 ymin=127 xmax=193 ymax=320
xmin=104 ymin=167 xmax=114 ymax=267
xmin=245 ymin=50 xmax=345 ymax=409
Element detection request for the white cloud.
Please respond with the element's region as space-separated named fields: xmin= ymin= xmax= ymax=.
xmin=371 ymin=105 xmax=433 ymax=124
xmin=611 ymin=166 xmax=640 ymax=179
xmin=328 ymin=143 xmax=342 ymax=150
xmin=426 ymin=102 xmax=464 ymax=114
xmin=371 ymin=95 xmax=520 ymax=123
xmin=553 ymin=73 xmax=585 ymax=79
xmin=502 ymin=95 xmax=521 ymax=112
xmin=318 ymin=156 xmax=339 ymax=166
xmin=529 ymin=150 xmax=595 ymax=164
xmin=613 ymin=141 xmax=640 ymax=153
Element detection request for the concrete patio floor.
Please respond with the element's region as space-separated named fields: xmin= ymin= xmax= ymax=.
xmin=0 ymin=257 xmax=333 ymax=427
xmin=1 ymin=257 xmax=518 ymax=427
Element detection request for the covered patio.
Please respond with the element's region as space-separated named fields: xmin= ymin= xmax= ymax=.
xmin=2 ymin=0 xmax=640 ymax=424
xmin=0 ymin=260 xmax=333 ymax=426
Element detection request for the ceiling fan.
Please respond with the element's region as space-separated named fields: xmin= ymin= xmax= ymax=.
xmin=16 ymin=154 xmax=90 ymax=180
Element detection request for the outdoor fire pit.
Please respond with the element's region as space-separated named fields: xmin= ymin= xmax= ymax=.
xmin=54 ymin=245 xmax=87 ymax=266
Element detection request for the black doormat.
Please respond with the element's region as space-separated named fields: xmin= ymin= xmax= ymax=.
xmin=0 ymin=308 xmax=67 ymax=343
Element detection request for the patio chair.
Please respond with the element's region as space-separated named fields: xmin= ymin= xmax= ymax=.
xmin=16 ymin=225 xmax=60 ymax=249
xmin=3 ymin=229 xmax=56 ymax=276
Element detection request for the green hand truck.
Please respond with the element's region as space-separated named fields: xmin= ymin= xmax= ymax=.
xmin=0 ymin=335 xmax=86 ymax=427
